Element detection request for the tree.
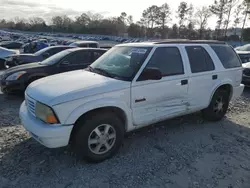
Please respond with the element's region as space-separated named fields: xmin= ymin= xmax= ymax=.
xmin=233 ymin=4 xmax=244 ymax=34
xmin=210 ymin=0 xmax=228 ymax=38
xmin=224 ymin=0 xmax=238 ymax=37
xmin=169 ymin=24 xmax=179 ymax=38
xmin=142 ymin=5 xmax=159 ymax=29
xmin=241 ymin=0 xmax=250 ymax=39
xmin=242 ymin=27 xmax=250 ymax=41
xmin=177 ymin=2 xmax=192 ymax=37
xmin=128 ymin=23 xmax=144 ymax=37
xmin=156 ymin=3 xmax=171 ymax=38
xmin=195 ymin=6 xmax=212 ymax=39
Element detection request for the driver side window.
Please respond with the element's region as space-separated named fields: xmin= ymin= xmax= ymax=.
xmin=145 ymin=47 xmax=184 ymax=77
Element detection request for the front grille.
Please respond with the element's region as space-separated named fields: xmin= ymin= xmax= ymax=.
xmin=25 ymin=95 xmax=36 ymax=117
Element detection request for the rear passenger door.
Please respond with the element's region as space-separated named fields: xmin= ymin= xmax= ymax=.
xmin=131 ymin=46 xmax=189 ymax=126
xmin=184 ymin=45 xmax=217 ymax=110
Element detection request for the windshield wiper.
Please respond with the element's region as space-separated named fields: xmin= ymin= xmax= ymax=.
xmin=91 ymin=67 xmax=115 ymax=78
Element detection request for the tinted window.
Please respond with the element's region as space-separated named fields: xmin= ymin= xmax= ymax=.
xmin=93 ymin=51 xmax=105 ymax=61
xmin=47 ymin=47 xmax=67 ymax=56
xmin=79 ymin=44 xmax=88 ymax=47
xmin=211 ymin=45 xmax=241 ymax=68
xmin=89 ymin=43 xmax=98 ymax=48
xmin=63 ymin=51 xmax=91 ymax=65
xmin=145 ymin=47 xmax=184 ymax=76
xmin=186 ymin=46 xmax=215 ymax=73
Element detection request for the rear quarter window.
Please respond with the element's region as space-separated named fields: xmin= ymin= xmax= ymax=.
xmin=210 ymin=45 xmax=242 ymax=69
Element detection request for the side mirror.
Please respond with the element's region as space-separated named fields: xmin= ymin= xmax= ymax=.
xmin=61 ymin=61 xmax=70 ymax=66
xmin=138 ymin=67 xmax=162 ymax=81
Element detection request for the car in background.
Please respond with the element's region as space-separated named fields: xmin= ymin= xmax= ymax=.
xmin=0 ymin=48 xmax=107 ymax=94
xmin=4 ymin=46 xmax=74 ymax=69
xmin=0 ymin=47 xmax=19 ymax=69
xmin=69 ymin=41 xmax=100 ymax=48
xmin=242 ymin=62 xmax=250 ymax=86
xmin=235 ymin=44 xmax=250 ymax=63
xmin=0 ymin=41 xmax=23 ymax=49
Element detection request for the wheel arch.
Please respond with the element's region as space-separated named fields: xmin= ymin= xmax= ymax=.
xmin=209 ymin=81 xmax=233 ymax=104
xmin=68 ymin=104 xmax=130 ymax=144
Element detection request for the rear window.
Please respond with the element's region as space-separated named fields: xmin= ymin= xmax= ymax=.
xmin=210 ymin=45 xmax=241 ymax=68
xmin=89 ymin=43 xmax=98 ymax=48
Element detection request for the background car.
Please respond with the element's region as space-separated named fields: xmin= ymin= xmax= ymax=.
xmin=242 ymin=62 xmax=250 ymax=86
xmin=69 ymin=41 xmax=100 ymax=48
xmin=4 ymin=46 xmax=74 ymax=69
xmin=0 ymin=41 xmax=23 ymax=49
xmin=0 ymin=48 xmax=107 ymax=94
xmin=0 ymin=47 xmax=19 ymax=69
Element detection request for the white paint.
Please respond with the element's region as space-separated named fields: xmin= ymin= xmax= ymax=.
xmin=20 ymin=42 xmax=245 ymax=148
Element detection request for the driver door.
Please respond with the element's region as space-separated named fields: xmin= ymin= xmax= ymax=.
xmin=131 ymin=46 xmax=189 ymax=126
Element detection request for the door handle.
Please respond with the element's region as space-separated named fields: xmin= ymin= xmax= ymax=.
xmin=181 ymin=79 xmax=188 ymax=85
xmin=135 ymin=98 xmax=146 ymax=103
xmin=212 ymin=75 xmax=218 ymax=80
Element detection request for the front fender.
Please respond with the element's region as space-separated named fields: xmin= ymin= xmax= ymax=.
xmin=64 ymin=98 xmax=133 ymax=131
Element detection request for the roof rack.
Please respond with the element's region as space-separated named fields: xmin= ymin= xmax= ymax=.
xmin=152 ymin=39 xmax=226 ymax=45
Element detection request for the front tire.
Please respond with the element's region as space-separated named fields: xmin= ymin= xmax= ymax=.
xmin=72 ymin=112 xmax=124 ymax=162
xmin=202 ymin=89 xmax=230 ymax=121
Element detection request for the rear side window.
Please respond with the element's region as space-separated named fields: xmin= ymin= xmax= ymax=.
xmin=210 ymin=45 xmax=241 ymax=68
xmin=145 ymin=47 xmax=184 ymax=76
xmin=186 ymin=46 xmax=215 ymax=73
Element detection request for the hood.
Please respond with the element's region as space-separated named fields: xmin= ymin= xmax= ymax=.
xmin=242 ymin=62 xmax=250 ymax=68
xmin=4 ymin=62 xmax=45 ymax=75
xmin=26 ymin=70 xmax=130 ymax=105
xmin=0 ymin=48 xmax=17 ymax=58
xmin=10 ymin=54 xmax=42 ymax=63
xmin=9 ymin=53 xmax=35 ymax=57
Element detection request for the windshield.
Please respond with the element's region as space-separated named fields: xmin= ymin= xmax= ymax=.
xmin=40 ymin=50 xmax=71 ymax=65
xmin=89 ymin=46 xmax=152 ymax=81
xmin=235 ymin=45 xmax=250 ymax=52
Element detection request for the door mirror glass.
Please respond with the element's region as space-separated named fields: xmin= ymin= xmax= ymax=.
xmin=138 ymin=67 xmax=162 ymax=81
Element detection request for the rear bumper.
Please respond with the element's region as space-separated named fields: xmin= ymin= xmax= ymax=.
xmin=19 ymin=101 xmax=73 ymax=148
xmin=232 ymin=84 xmax=245 ymax=99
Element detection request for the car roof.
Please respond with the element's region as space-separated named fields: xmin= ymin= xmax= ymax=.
xmin=67 ymin=47 xmax=107 ymax=52
xmin=117 ymin=40 xmax=226 ymax=47
xmin=72 ymin=41 xmax=99 ymax=44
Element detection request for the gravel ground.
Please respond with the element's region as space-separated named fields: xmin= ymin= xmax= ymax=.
xmin=0 ymin=81 xmax=250 ymax=188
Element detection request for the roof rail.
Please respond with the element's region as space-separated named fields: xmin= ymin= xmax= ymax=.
xmin=152 ymin=39 xmax=226 ymax=45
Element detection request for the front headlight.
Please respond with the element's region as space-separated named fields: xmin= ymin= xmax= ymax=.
xmin=6 ymin=71 xmax=26 ymax=81
xmin=5 ymin=56 xmax=13 ymax=61
xmin=35 ymin=102 xmax=59 ymax=124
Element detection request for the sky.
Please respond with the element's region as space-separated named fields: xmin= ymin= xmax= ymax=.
xmin=0 ymin=0 xmax=245 ymax=28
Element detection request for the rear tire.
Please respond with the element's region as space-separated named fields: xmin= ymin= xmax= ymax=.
xmin=72 ymin=112 xmax=124 ymax=163
xmin=202 ymin=89 xmax=230 ymax=121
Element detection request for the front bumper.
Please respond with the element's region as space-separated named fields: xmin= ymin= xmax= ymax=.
xmin=0 ymin=79 xmax=26 ymax=93
xmin=19 ymin=101 xmax=73 ymax=148
xmin=242 ymin=75 xmax=250 ymax=86
xmin=232 ymin=84 xmax=245 ymax=99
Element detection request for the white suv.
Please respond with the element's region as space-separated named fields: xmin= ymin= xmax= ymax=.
xmin=20 ymin=40 xmax=244 ymax=162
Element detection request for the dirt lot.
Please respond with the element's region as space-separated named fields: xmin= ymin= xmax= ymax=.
xmin=0 ymin=82 xmax=250 ymax=188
